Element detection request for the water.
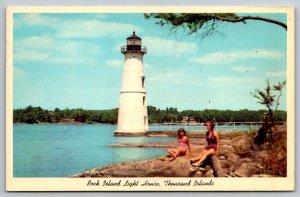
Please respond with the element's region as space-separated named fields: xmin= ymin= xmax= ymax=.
xmin=149 ymin=124 xmax=260 ymax=132
xmin=13 ymin=124 xmax=173 ymax=177
xmin=13 ymin=124 xmax=258 ymax=177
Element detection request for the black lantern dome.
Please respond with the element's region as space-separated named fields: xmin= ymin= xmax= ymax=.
xmin=127 ymin=31 xmax=141 ymax=40
xmin=121 ymin=31 xmax=147 ymax=54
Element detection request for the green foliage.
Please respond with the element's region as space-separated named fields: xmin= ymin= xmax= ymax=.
xmin=144 ymin=13 xmax=239 ymax=37
xmin=13 ymin=106 xmax=118 ymax=124
xmin=147 ymin=106 xmax=286 ymax=124
xmin=251 ymin=80 xmax=286 ymax=146
xmin=13 ymin=105 xmax=49 ymax=124
xmin=251 ymin=80 xmax=286 ymax=124
xmin=13 ymin=105 xmax=287 ymax=124
xmin=144 ymin=13 xmax=287 ymax=38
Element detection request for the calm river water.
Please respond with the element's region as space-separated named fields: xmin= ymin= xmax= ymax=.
xmin=13 ymin=124 xmax=258 ymax=177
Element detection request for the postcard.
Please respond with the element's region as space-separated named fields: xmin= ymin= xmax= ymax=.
xmin=6 ymin=6 xmax=295 ymax=191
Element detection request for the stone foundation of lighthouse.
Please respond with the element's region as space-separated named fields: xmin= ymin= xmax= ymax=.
xmin=115 ymin=32 xmax=148 ymax=136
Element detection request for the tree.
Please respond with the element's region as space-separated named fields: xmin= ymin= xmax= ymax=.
xmin=251 ymin=80 xmax=286 ymax=125
xmin=251 ymin=80 xmax=286 ymax=145
xmin=144 ymin=13 xmax=287 ymax=38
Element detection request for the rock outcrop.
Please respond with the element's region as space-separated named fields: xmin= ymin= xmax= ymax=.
xmin=72 ymin=156 xmax=194 ymax=177
xmin=71 ymin=128 xmax=287 ymax=178
xmin=231 ymin=135 xmax=254 ymax=151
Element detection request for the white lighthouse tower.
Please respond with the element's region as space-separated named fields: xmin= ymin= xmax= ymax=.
xmin=115 ymin=31 xmax=148 ymax=136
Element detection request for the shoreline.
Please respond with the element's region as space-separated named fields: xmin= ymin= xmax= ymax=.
xmin=13 ymin=121 xmax=281 ymax=126
xmin=71 ymin=125 xmax=286 ymax=178
xmin=13 ymin=122 xmax=262 ymax=133
xmin=14 ymin=122 xmax=258 ymax=138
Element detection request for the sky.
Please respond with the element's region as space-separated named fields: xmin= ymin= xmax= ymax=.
xmin=13 ymin=12 xmax=287 ymax=111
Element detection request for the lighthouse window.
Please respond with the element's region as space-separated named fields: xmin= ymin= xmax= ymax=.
xmin=141 ymin=76 xmax=145 ymax=88
xmin=143 ymin=96 xmax=145 ymax=106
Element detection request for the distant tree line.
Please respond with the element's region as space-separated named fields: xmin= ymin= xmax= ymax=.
xmin=13 ymin=105 xmax=118 ymax=124
xmin=13 ymin=105 xmax=287 ymax=124
xmin=147 ymin=106 xmax=286 ymax=123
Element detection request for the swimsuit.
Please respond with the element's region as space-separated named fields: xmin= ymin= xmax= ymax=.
xmin=178 ymin=137 xmax=188 ymax=151
xmin=204 ymin=131 xmax=217 ymax=151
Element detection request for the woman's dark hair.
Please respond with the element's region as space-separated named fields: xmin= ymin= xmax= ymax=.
xmin=205 ymin=121 xmax=215 ymax=129
xmin=177 ymin=128 xmax=186 ymax=137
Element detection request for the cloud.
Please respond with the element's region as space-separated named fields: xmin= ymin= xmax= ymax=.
xmin=58 ymin=20 xmax=143 ymax=38
xmin=265 ymin=71 xmax=286 ymax=77
xmin=146 ymin=68 xmax=204 ymax=87
xmin=208 ymin=76 xmax=265 ymax=86
xmin=14 ymin=36 xmax=55 ymax=49
xmin=142 ymin=37 xmax=198 ymax=57
xmin=14 ymin=14 xmax=57 ymax=28
xmin=114 ymin=36 xmax=198 ymax=58
xmin=14 ymin=36 xmax=54 ymax=62
xmin=190 ymin=49 xmax=283 ymax=65
xmin=231 ymin=66 xmax=258 ymax=72
xmin=14 ymin=13 xmax=142 ymax=39
xmin=14 ymin=36 xmax=102 ymax=66
xmin=105 ymin=59 xmax=123 ymax=69
xmin=14 ymin=50 xmax=51 ymax=62
xmin=13 ymin=14 xmax=143 ymax=68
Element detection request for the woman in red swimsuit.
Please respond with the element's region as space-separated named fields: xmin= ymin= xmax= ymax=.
xmin=190 ymin=121 xmax=220 ymax=167
xmin=167 ymin=128 xmax=191 ymax=159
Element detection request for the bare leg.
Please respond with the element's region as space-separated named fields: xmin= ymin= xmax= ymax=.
xmin=167 ymin=149 xmax=178 ymax=158
xmin=190 ymin=153 xmax=203 ymax=163
xmin=168 ymin=147 xmax=187 ymax=159
xmin=177 ymin=147 xmax=187 ymax=157
xmin=193 ymin=149 xmax=216 ymax=166
xmin=167 ymin=148 xmax=174 ymax=156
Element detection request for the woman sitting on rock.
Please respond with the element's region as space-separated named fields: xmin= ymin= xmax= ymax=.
xmin=167 ymin=128 xmax=191 ymax=159
xmin=190 ymin=121 xmax=220 ymax=167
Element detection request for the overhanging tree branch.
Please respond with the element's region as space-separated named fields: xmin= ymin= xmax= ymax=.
xmin=214 ymin=15 xmax=287 ymax=30
xmin=144 ymin=13 xmax=287 ymax=38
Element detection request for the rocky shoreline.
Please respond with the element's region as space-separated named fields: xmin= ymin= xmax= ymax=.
xmin=71 ymin=126 xmax=286 ymax=178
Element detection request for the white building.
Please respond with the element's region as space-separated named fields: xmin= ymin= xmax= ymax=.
xmin=115 ymin=31 xmax=148 ymax=136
